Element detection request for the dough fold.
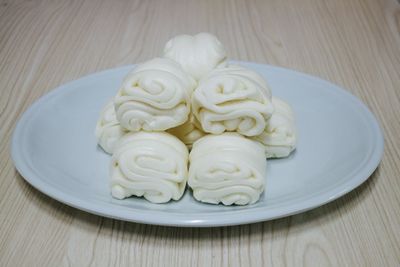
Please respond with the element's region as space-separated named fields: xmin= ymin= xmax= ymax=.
xmin=192 ymin=65 xmax=274 ymax=136
xmin=251 ymin=97 xmax=297 ymax=158
xmin=114 ymin=58 xmax=196 ymax=131
xmin=188 ymin=133 xmax=266 ymax=205
xmin=110 ymin=132 xmax=189 ymax=203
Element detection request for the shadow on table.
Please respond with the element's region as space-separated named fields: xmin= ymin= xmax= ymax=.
xmin=15 ymin=166 xmax=380 ymax=240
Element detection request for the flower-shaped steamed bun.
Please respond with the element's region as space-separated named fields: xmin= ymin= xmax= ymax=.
xmin=163 ymin=32 xmax=227 ymax=81
xmin=114 ymin=58 xmax=196 ymax=132
xmin=188 ymin=133 xmax=266 ymax=205
xmin=192 ymin=65 xmax=274 ymax=136
xmin=111 ymin=132 xmax=189 ymax=203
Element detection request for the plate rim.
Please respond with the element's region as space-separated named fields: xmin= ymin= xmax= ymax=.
xmin=11 ymin=61 xmax=384 ymax=227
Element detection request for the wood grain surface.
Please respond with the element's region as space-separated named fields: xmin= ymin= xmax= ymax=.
xmin=1 ymin=0 xmax=400 ymax=266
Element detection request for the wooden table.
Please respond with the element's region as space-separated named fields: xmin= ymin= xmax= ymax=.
xmin=1 ymin=0 xmax=399 ymax=266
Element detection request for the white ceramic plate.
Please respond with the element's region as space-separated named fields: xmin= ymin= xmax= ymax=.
xmin=11 ymin=61 xmax=384 ymax=227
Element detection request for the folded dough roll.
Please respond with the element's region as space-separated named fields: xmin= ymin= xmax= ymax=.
xmin=188 ymin=133 xmax=266 ymax=205
xmin=251 ymin=97 xmax=297 ymax=158
xmin=95 ymin=101 xmax=128 ymax=154
xmin=163 ymin=32 xmax=227 ymax=81
xmin=110 ymin=132 xmax=189 ymax=203
xmin=167 ymin=113 xmax=206 ymax=149
xmin=114 ymin=58 xmax=196 ymax=132
xmin=192 ymin=65 xmax=274 ymax=136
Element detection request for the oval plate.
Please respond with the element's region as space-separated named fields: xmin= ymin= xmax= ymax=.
xmin=11 ymin=61 xmax=384 ymax=227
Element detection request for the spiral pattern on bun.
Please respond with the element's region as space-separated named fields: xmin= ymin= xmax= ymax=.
xmin=110 ymin=132 xmax=189 ymax=203
xmin=192 ymin=65 xmax=274 ymax=137
xmin=114 ymin=58 xmax=196 ymax=132
xmin=188 ymin=133 xmax=266 ymax=205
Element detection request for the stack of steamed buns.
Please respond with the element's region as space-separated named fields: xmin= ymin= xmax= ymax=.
xmin=95 ymin=33 xmax=297 ymax=205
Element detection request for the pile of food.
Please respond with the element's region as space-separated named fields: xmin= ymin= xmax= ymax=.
xmin=95 ymin=33 xmax=297 ymax=205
